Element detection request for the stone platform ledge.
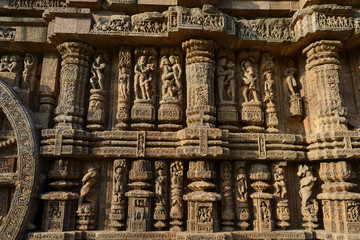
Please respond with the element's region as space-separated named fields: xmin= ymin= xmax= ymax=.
xmin=315 ymin=230 xmax=360 ymax=240
xmin=28 ymin=230 xmax=314 ymax=240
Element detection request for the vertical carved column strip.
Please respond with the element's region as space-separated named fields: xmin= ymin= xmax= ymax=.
xmin=261 ymin=52 xmax=279 ymax=133
xmin=302 ymin=40 xmax=347 ymax=134
xmin=250 ymin=163 xmax=274 ymax=231
xmin=220 ymin=161 xmax=234 ymax=231
xmin=54 ymin=42 xmax=94 ymax=130
xmin=154 ymin=160 xmax=168 ymax=230
xmin=235 ymin=161 xmax=250 ymax=230
xmin=182 ymin=39 xmax=216 ymax=127
xmin=184 ymin=160 xmax=220 ymax=233
xmin=170 ymin=160 xmax=184 ymax=232
xmin=109 ymin=159 xmax=127 ymax=230
xmin=116 ymin=47 xmax=131 ymax=130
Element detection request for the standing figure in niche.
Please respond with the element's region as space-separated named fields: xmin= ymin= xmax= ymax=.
xmin=284 ymin=60 xmax=298 ymax=96
xmin=160 ymin=56 xmax=175 ymax=99
xmin=236 ymin=170 xmax=247 ymax=201
xmin=90 ymin=54 xmax=106 ymax=90
xmin=155 ymin=168 xmax=166 ymax=204
xmin=118 ymin=65 xmax=130 ymax=100
xmin=297 ymin=165 xmax=317 ymax=211
xmin=273 ymin=165 xmax=287 ymax=199
xmin=134 ymin=55 xmax=155 ymax=100
xmin=241 ymin=60 xmax=259 ymax=102
xmin=78 ymin=167 xmax=98 ymax=206
xmin=216 ymin=58 xmax=227 ymax=103
xmin=169 ymin=55 xmax=182 ymax=91
xmin=22 ymin=54 xmax=35 ymax=91
xmin=226 ymin=60 xmax=235 ymax=102
xmin=263 ymin=70 xmax=274 ymax=104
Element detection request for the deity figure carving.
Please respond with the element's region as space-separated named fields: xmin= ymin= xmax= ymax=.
xmin=297 ymin=165 xmax=316 ymax=211
xmin=217 ymin=58 xmax=236 ymax=103
xmin=118 ymin=65 xmax=130 ymax=100
xmin=297 ymin=164 xmax=318 ymax=230
xmin=263 ymin=70 xmax=274 ymax=105
xmin=77 ymin=166 xmax=99 ymax=230
xmin=241 ymin=60 xmax=259 ymax=103
xmin=160 ymin=55 xmax=182 ymax=101
xmin=236 ymin=165 xmax=247 ymax=201
xmin=78 ymin=167 xmax=99 ymax=206
xmin=90 ymin=54 xmax=106 ymax=90
xmin=22 ymin=53 xmax=35 ymax=91
xmin=154 ymin=161 xmax=167 ymax=230
xmin=284 ymin=59 xmax=303 ymax=116
xmin=273 ymin=164 xmax=287 ymax=199
xmin=284 ymin=60 xmax=298 ymax=96
xmin=134 ymin=55 xmax=155 ymax=101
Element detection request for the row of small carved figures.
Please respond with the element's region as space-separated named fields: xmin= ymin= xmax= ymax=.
xmin=181 ymin=14 xmax=224 ymax=28
xmin=238 ymin=24 xmax=294 ymax=40
xmin=9 ymin=0 xmax=67 ymax=8
xmin=94 ymin=19 xmax=167 ymax=34
xmin=318 ymin=14 xmax=354 ymax=29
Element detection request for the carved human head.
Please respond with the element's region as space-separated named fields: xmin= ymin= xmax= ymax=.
xmin=169 ymin=55 xmax=178 ymax=64
xmin=138 ymin=55 xmax=147 ymax=65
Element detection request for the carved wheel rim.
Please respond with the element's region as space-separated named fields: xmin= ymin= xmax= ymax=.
xmin=0 ymin=80 xmax=39 ymax=240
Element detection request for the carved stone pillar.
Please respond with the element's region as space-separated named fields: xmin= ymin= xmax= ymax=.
xmin=54 ymin=42 xmax=94 ymax=130
xmin=125 ymin=159 xmax=154 ymax=232
xmin=41 ymin=159 xmax=80 ymax=232
xmin=182 ymin=39 xmax=216 ymax=128
xmin=318 ymin=161 xmax=360 ymax=234
xmin=302 ymin=40 xmax=347 ymax=134
xmin=109 ymin=159 xmax=127 ymax=230
xmin=250 ymin=163 xmax=274 ymax=232
xmin=184 ymin=160 xmax=220 ymax=233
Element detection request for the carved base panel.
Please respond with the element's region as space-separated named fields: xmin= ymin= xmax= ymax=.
xmin=131 ymin=101 xmax=155 ymax=130
xmin=116 ymin=102 xmax=130 ymax=130
xmin=218 ymin=102 xmax=239 ymax=132
xmin=158 ymin=102 xmax=183 ymax=130
xmin=241 ymin=102 xmax=264 ymax=132
xmin=290 ymin=94 xmax=303 ymax=117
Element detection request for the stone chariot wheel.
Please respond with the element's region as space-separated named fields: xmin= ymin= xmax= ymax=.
xmin=0 ymin=80 xmax=39 ymax=240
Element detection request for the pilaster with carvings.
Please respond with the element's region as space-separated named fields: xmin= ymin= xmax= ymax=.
xmin=54 ymin=42 xmax=94 ymax=130
xmin=182 ymin=39 xmax=216 ymax=128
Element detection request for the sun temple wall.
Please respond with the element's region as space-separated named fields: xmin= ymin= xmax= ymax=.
xmin=1 ymin=1 xmax=360 ymax=239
